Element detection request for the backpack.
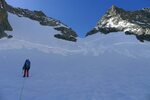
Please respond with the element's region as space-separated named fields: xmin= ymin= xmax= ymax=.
xmin=25 ymin=60 xmax=30 ymax=69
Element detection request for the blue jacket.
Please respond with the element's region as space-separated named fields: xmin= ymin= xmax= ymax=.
xmin=23 ymin=59 xmax=31 ymax=70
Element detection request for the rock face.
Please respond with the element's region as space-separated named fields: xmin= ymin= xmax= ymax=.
xmin=86 ymin=5 xmax=150 ymax=42
xmin=0 ymin=0 xmax=12 ymax=39
xmin=1 ymin=0 xmax=77 ymax=42
xmin=54 ymin=27 xmax=77 ymax=42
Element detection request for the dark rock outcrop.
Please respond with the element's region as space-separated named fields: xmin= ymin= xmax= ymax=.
xmin=0 ymin=0 xmax=12 ymax=39
xmin=54 ymin=34 xmax=77 ymax=42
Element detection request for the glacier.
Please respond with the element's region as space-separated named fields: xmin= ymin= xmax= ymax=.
xmin=0 ymin=13 xmax=150 ymax=100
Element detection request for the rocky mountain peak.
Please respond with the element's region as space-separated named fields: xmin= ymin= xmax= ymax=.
xmin=107 ymin=5 xmax=125 ymax=16
xmin=86 ymin=5 xmax=150 ymax=42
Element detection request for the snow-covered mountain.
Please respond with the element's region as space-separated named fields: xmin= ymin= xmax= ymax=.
xmin=86 ymin=5 xmax=150 ymax=42
xmin=1 ymin=1 xmax=150 ymax=100
xmin=0 ymin=11 xmax=150 ymax=100
xmin=0 ymin=0 xmax=77 ymax=42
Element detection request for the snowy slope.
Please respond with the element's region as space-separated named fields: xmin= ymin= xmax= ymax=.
xmin=0 ymin=13 xmax=150 ymax=100
xmin=4 ymin=13 xmax=81 ymax=55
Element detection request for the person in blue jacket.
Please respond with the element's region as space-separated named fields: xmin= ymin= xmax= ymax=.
xmin=23 ymin=59 xmax=31 ymax=77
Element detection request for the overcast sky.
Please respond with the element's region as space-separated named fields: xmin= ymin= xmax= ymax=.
xmin=6 ymin=0 xmax=150 ymax=37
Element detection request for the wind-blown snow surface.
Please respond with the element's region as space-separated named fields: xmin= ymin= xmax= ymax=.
xmin=0 ymin=13 xmax=150 ymax=100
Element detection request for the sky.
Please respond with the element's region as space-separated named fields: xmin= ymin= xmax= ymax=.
xmin=6 ymin=0 xmax=150 ymax=37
